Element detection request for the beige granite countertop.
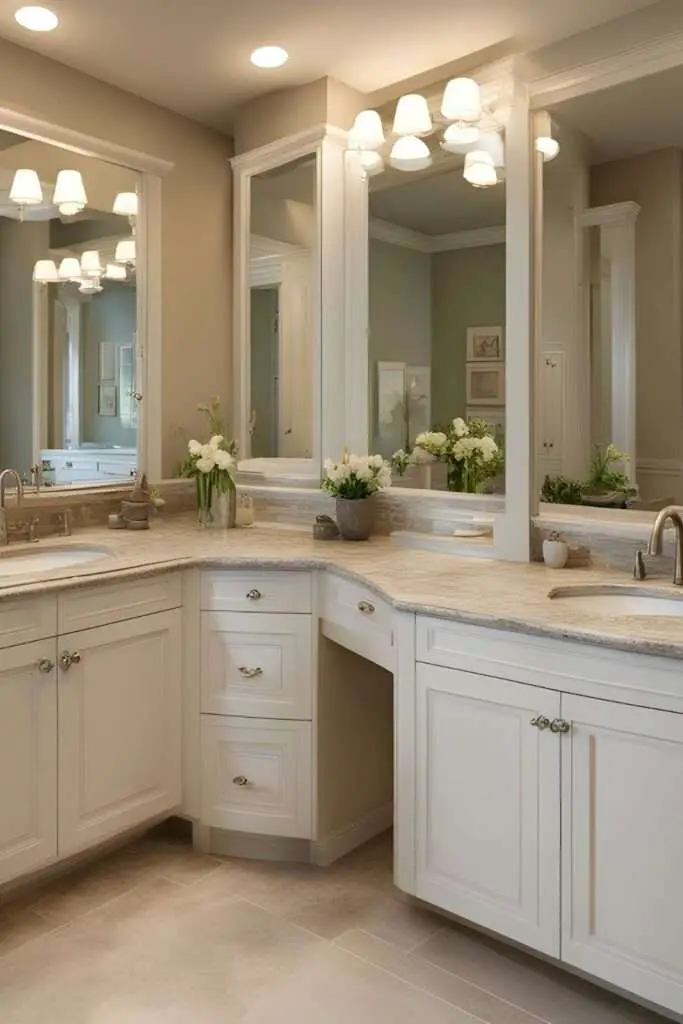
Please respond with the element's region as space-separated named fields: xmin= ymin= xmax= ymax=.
xmin=2 ymin=517 xmax=683 ymax=659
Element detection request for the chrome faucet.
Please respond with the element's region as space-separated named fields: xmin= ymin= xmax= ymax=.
xmin=0 ymin=468 xmax=23 ymax=546
xmin=647 ymin=506 xmax=683 ymax=585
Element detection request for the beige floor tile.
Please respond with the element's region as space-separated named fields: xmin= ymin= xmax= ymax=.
xmin=337 ymin=928 xmax=547 ymax=1024
xmin=111 ymin=835 xmax=223 ymax=886
xmin=0 ymin=901 xmax=63 ymax=959
xmin=29 ymin=858 xmax=146 ymax=927
xmin=242 ymin=940 xmax=484 ymax=1024
xmin=415 ymin=924 xmax=668 ymax=1024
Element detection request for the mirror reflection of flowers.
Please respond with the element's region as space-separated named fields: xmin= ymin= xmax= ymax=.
xmin=322 ymin=453 xmax=392 ymax=499
xmin=392 ymin=417 xmax=503 ymax=493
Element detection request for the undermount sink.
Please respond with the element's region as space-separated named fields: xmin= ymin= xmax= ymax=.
xmin=548 ymin=586 xmax=683 ymax=617
xmin=0 ymin=545 xmax=113 ymax=577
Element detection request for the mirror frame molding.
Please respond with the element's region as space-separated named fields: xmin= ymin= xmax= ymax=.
xmin=0 ymin=104 xmax=172 ymax=488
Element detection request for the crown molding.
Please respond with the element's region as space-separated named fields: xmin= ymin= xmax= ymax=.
xmin=577 ymin=202 xmax=641 ymax=229
xmin=231 ymin=123 xmax=346 ymax=173
xmin=369 ymin=217 xmax=505 ymax=253
xmin=528 ymin=29 xmax=683 ymax=109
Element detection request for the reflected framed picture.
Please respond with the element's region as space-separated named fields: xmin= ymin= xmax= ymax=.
xmin=99 ymin=341 xmax=116 ymax=382
xmin=98 ymin=384 xmax=117 ymax=417
xmin=466 ymin=363 xmax=505 ymax=406
xmin=467 ymin=326 xmax=504 ymax=362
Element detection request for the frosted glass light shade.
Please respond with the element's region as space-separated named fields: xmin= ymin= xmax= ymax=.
xmin=113 ymin=191 xmax=139 ymax=217
xmin=53 ymin=170 xmax=87 ymax=215
xmin=359 ymin=150 xmax=384 ymax=176
xmin=442 ymin=77 xmax=481 ymax=122
xmin=80 ymin=250 xmax=103 ymax=277
xmin=33 ymin=259 xmax=58 ymax=283
xmin=478 ymin=131 xmax=505 ymax=169
xmin=393 ymin=94 xmax=432 ymax=137
xmin=441 ymin=123 xmax=480 ymax=152
xmin=349 ymin=110 xmax=385 ymax=150
xmin=58 ymin=257 xmax=82 ymax=281
xmin=105 ymin=263 xmax=127 ymax=280
xmin=463 ymin=150 xmax=497 ymax=188
xmin=115 ymin=238 xmax=136 ymax=263
xmin=536 ymin=136 xmax=560 ymax=161
xmin=389 ymin=136 xmax=432 ymax=172
xmin=10 ymin=168 xmax=43 ymax=206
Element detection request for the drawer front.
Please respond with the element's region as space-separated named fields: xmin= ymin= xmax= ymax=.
xmin=201 ymin=716 xmax=312 ymax=838
xmin=201 ymin=571 xmax=311 ymax=614
xmin=321 ymin=574 xmax=395 ymax=672
xmin=201 ymin=612 xmax=312 ymax=719
xmin=0 ymin=596 xmax=57 ymax=650
xmin=59 ymin=573 xmax=182 ymax=634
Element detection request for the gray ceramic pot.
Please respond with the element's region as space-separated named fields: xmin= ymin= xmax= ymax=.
xmin=335 ymin=496 xmax=375 ymax=541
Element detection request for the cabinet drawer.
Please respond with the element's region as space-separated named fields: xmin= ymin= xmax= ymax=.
xmin=321 ymin=574 xmax=395 ymax=672
xmin=59 ymin=573 xmax=182 ymax=633
xmin=201 ymin=716 xmax=312 ymax=838
xmin=201 ymin=612 xmax=312 ymax=719
xmin=201 ymin=571 xmax=311 ymax=614
xmin=0 ymin=596 xmax=56 ymax=650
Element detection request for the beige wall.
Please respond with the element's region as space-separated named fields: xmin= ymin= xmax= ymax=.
xmin=591 ymin=149 xmax=683 ymax=477
xmin=0 ymin=36 xmax=233 ymax=476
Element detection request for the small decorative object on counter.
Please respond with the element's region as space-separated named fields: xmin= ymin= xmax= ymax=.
xmin=322 ymin=452 xmax=391 ymax=541
xmin=184 ymin=432 xmax=237 ymax=529
xmin=121 ymin=472 xmax=151 ymax=530
xmin=543 ymin=531 xmax=569 ymax=569
xmin=237 ymin=492 xmax=255 ymax=527
xmin=107 ymin=512 xmax=126 ymax=530
xmin=313 ymin=514 xmax=340 ymax=541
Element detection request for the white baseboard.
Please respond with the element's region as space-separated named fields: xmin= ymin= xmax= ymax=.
xmin=310 ymin=802 xmax=393 ymax=867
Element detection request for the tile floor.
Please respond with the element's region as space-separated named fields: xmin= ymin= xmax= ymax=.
xmin=0 ymin=829 xmax=669 ymax=1023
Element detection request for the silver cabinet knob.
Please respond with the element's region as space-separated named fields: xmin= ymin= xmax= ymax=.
xmin=37 ymin=658 xmax=54 ymax=674
xmin=59 ymin=651 xmax=82 ymax=671
xmin=530 ymin=715 xmax=551 ymax=730
xmin=550 ymin=718 xmax=571 ymax=734
xmin=238 ymin=667 xmax=263 ymax=678
xmin=246 ymin=589 xmax=262 ymax=602
xmin=358 ymin=600 xmax=375 ymax=615
xmin=232 ymin=775 xmax=250 ymax=787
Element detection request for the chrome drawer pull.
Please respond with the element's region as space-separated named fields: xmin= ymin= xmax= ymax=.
xmin=530 ymin=715 xmax=551 ymax=730
xmin=246 ymin=589 xmax=262 ymax=602
xmin=232 ymin=775 xmax=250 ymax=787
xmin=37 ymin=658 xmax=54 ymax=674
xmin=357 ymin=600 xmax=375 ymax=615
xmin=59 ymin=650 xmax=81 ymax=671
xmin=550 ymin=718 xmax=571 ymax=734
xmin=238 ymin=667 xmax=263 ymax=678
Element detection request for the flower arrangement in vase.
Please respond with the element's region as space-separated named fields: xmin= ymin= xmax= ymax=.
xmin=322 ymin=453 xmax=392 ymax=540
xmin=392 ymin=417 xmax=503 ymax=493
xmin=181 ymin=398 xmax=238 ymax=528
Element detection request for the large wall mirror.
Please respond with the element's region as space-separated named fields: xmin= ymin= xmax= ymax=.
xmin=0 ymin=129 xmax=141 ymax=488
xmin=234 ymin=143 xmax=320 ymax=474
xmin=358 ymin=88 xmax=507 ymax=497
xmin=538 ymin=66 xmax=683 ymax=512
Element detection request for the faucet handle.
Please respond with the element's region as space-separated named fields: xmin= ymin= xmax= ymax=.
xmin=634 ymin=550 xmax=647 ymax=580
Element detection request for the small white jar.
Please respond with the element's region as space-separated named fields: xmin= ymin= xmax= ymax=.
xmin=543 ymin=538 xmax=569 ymax=569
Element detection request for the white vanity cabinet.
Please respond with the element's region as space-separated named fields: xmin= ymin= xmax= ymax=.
xmin=404 ymin=615 xmax=683 ymax=1016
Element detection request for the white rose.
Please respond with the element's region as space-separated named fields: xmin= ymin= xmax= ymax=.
xmin=377 ymin=467 xmax=392 ymax=489
xmin=209 ymin=434 xmax=224 ymax=450
xmin=188 ymin=439 xmax=202 ymax=456
xmin=452 ymin=417 xmax=468 ymax=438
xmin=371 ymin=454 xmax=384 ymax=469
xmin=214 ymin=448 xmax=234 ymax=471
xmin=196 ymin=455 xmax=215 ymax=473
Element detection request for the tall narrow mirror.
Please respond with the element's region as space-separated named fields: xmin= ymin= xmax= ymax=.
xmin=248 ymin=154 xmax=316 ymax=461
xmin=0 ymin=131 xmax=140 ymax=487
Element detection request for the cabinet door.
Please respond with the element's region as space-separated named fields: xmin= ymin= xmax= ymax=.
xmin=0 ymin=641 xmax=57 ymax=884
xmin=415 ymin=663 xmax=561 ymax=955
xmin=201 ymin=716 xmax=312 ymax=838
xmin=59 ymin=610 xmax=181 ymax=856
xmin=201 ymin=612 xmax=312 ymax=719
xmin=562 ymin=695 xmax=683 ymax=1014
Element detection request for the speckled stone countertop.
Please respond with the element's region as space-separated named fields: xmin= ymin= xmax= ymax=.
xmin=1 ymin=517 xmax=683 ymax=660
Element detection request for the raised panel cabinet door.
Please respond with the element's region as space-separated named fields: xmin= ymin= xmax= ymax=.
xmin=561 ymin=695 xmax=683 ymax=1015
xmin=58 ymin=610 xmax=181 ymax=856
xmin=201 ymin=612 xmax=312 ymax=719
xmin=415 ymin=663 xmax=561 ymax=956
xmin=0 ymin=640 xmax=57 ymax=884
xmin=201 ymin=716 xmax=312 ymax=838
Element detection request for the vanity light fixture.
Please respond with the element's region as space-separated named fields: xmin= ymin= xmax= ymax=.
xmin=57 ymin=257 xmax=82 ymax=282
xmin=105 ymin=263 xmax=127 ymax=281
xmin=78 ymin=278 xmax=103 ymax=295
xmin=80 ymin=250 xmax=103 ymax=278
xmin=441 ymin=77 xmax=482 ymax=122
xmin=9 ymin=168 xmax=43 ymax=211
xmin=53 ymin=169 xmax=87 ymax=216
xmin=32 ymin=259 xmax=59 ymax=284
xmin=14 ymin=5 xmax=58 ymax=31
xmin=358 ymin=151 xmax=384 ymax=177
xmin=441 ymin=123 xmax=480 ymax=150
xmin=392 ymin=94 xmax=432 ymax=137
xmin=113 ymin=191 xmax=139 ymax=218
xmin=115 ymin=237 xmax=136 ymax=264
xmin=348 ymin=110 xmax=385 ymax=151
xmin=535 ymin=111 xmax=560 ymax=162
xmin=389 ymin=136 xmax=432 ymax=172
xmin=250 ymin=45 xmax=288 ymax=68
xmin=463 ymin=150 xmax=497 ymax=188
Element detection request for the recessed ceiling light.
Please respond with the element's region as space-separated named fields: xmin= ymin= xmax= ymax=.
xmin=250 ymin=45 xmax=288 ymax=69
xmin=14 ymin=5 xmax=59 ymax=31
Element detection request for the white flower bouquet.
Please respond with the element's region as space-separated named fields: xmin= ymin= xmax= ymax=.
xmin=393 ymin=417 xmax=502 ymax=493
xmin=322 ymin=452 xmax=392 ymax=499
xmin=184 ymin=433 xmax=237 ymax=526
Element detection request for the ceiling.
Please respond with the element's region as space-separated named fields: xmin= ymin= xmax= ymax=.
xmin=550 ymin=64 xmax=683 ymax=163
xmin=370 ymin=164 xmax=505 ymax=235
xmin=0 ymin=0 xmax=660 ymax=132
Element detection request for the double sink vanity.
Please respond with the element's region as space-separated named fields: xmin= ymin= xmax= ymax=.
xmin=1 ymin=519 xmax=682 ymax=1017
